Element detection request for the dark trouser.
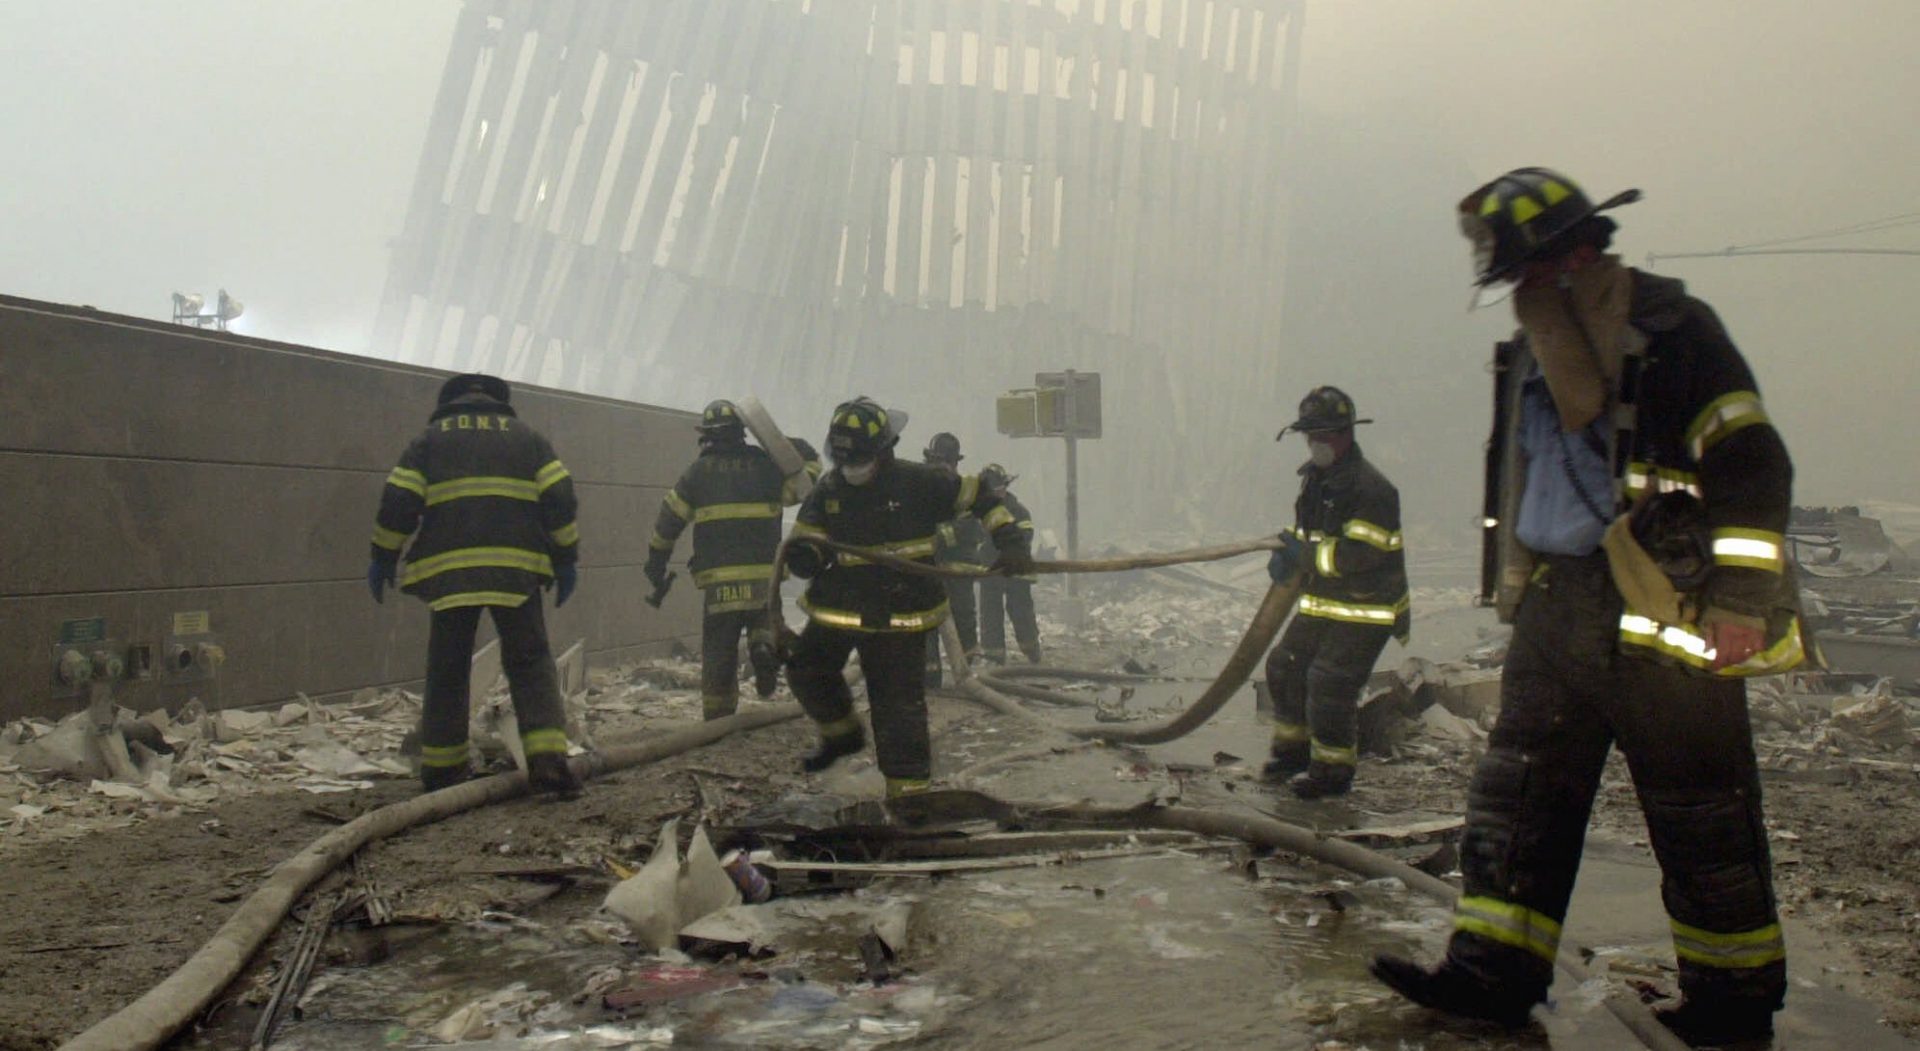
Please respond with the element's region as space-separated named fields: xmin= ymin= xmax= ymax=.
xmin=422 ymin=597 xmax=568 ymax=774
xmin=1445 ymin=553 xmax=1784 ymax=1010
xmin=925 ymin=578 xmax=977 ymax=685
xmin=700 ymin=608 xmax=755 ymax=719
xmin=1264 ymin=613 xmax=1392 ymax=768
xmin=979 ymin=577 xmax=1040 ymax=662
xmin=790 ymin=621 xmax=932 ymax=784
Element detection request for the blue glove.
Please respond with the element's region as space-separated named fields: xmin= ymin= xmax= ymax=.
xmin=368 ymin=559 xmax=395 ymax=603
xmin=1267 ymin=533 xmax=1310 ymax=583
xmin=553 ymin=563 xmax=578 ymax=608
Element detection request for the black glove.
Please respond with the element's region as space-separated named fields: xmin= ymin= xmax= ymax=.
xmin=992 ymin=547 xmax=1035 ymax=577
xmin=789 ymin=437 xmax=819 ymax=464
xmin=367 ymin=559 xmax=396 ymax=603
xmin=553 ymin=563 xmax=578 ymax=608
xmin=787 ymin=540 xmax=834 ymax=579
xmin=1268 ymin=532 xmax=1310 ymax=583
xmin=644 ymin=550 xmax=671 ymax=590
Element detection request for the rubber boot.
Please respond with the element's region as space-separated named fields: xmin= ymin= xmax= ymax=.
xmin=526 ymin=753 xmax=584 ymax=801
xmin=1261 ymin=744 xmax=1310 ymax=782
xmin=420 ymin=765 xmax=472 ymax=794
xmin=801 ymin=723 xmax=867 ymax=773
xmin=1289 ymin=761 xmax=1354 ymax=800
xmin=749 ymin=635 xmax=781 ymax=698
xmin=1369 ymin=954 xmax=1538 ymax=1028
xmin=1653 ymin=998 xmax=1775 ymax=1047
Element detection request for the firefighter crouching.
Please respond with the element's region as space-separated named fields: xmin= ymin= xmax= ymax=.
xmin=645 ymin=399 xmax=820 ymax=720
xmin=1372 ymin=167 xmax=1806 ymax=1047
xmin=1263 ymin=386 xmax=1409 ymax=800
xmin=368 ymin=373 xmax=584 ymax=799
xmin=781 ymin=398 xmax=1033 ymax=798
xmin=976 ymin=463 xmax=1043 ymax=664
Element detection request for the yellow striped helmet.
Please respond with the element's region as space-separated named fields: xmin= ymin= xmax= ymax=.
xmin=698 ymin=399 xmax=746 ymax=436
xmin=1457 ymin=167 xmax=1640 ymax=286
xmin=827 ymin=396 xmax=898 ymax=464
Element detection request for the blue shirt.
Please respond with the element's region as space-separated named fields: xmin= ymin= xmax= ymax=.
xmin=1515 ymin=368 xmax=1614 ymax=556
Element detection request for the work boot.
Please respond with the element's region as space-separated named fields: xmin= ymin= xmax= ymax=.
xmin=1369 ymin=954 xmax=1538 ymax=1028
xmin=1261 ymin=744 xmax=1310 ymax=783
xmin=801 ymin=724 xmax=867 ymax=773
xmin=1289 ymin=761 xmax=1354 ymax=800
xmin=1018 ymin=641 xmax=1043 ymax=664
xmin=526 ymin=753 xmax=584 ymax=801
xmin=1653 ymin=998 xmax=1776 ymax=1047
xmin=419 ymin=765 xmax=472 ymax=794
xmin=749 ymin=638 xmax=782 ymax=698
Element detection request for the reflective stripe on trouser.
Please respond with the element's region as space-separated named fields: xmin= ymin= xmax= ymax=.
xmin=420 ymin=597 xmax=568 ymax=781
xmin=978 ymin=577 xmax=1039 ymax=661
xmin=1264 ymin=615 xmax=1391 ymax=766
xmin=701 ymin=608 xmax=756 ymax=720
xmin=787 ymin=621 xmax=932 ymax=781
xmin=1444 ymin=553 xmax=1785 ymax=1007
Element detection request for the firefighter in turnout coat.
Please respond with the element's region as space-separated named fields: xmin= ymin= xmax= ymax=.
xmin=368 ymin=373 xmax=583 ymax=799
xmin=646 ymin=400 xmax=821 ymax=719
xmin=781 ymin=398 xmax=1032 ymax=798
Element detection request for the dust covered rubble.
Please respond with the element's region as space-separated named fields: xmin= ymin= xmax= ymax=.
xmin=0 ymin=655 xmax=728 ymax=848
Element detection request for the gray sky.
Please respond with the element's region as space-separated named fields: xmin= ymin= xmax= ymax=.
xmin=2 ymin=0 xmax=1914 ymax=515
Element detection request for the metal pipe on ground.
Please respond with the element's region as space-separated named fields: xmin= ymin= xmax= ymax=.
xmin=56 ymin=704 xmax=804 ymax=1051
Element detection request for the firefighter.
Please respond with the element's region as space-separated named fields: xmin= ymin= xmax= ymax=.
xmin=976 ymin=463 xmax=1043 ymax=664
xmin=645 ymin=400 xmax=821 ymax=720
xmin=368 ymin=373 xmax=584 ymax=799
xmin=922 ymin=432 xmax=987 ymax=686
xmin=782 ymin=398 xmax=1032 ymax=798
xmin=1372 ymin=168 xmax=1805 ymax=1047
xmin=1261 ymin=386 xmax=1409 ymax=800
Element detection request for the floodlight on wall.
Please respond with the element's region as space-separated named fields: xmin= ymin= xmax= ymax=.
xmin=170 ymin=289 xmax=244 ymax=330
xmin=171 ymin=292 xmax=204 ymax=321
xmin=216 ymin=289 xmax=244 ymax=324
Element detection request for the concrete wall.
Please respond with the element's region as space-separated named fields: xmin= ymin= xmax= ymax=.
xmin=0 ymin=295 xmax=702 ymax=720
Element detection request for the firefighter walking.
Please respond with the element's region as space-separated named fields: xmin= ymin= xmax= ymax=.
xmin=1262 ymin=386 xmax=1409 ymax=799
xmin=368 ymin=373 xmax=584 ymax=799
xmin=1372 ymin=168 xmax=1806 ymax=1047
xmin=976 ymin=463 xmax=1043 ymax=664
xmin=781 ymin=399 xmax=1031 ymax=798
xmin=646 ymin=400 xmax=820 ymax=720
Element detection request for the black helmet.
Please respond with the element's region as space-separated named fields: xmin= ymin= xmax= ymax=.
xmin=1458 ymin=167 xmax=1641 ymax=287
xmin=979 ymin=462 xmax=1017 ymax=492
xmin=827 ymin=397 xmax=900 ymax=465
xmin=924 ymin=431 xmax=963 ymax=464
xmin=1278 ymin=385 xmax=1370 ymax=439
xmin=697 ymin=399 xmax=746 ymax=437
xmin=437 ymin=372 xmax=511 ymax=406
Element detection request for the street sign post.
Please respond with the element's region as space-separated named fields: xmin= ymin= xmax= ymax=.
xmin=995 ymin=370 xmax=1101 ymax=615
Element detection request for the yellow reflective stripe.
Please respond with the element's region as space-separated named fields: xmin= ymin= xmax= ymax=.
xmin=1686 ymin=391 xmax=1769 ymax=458
xmin=954 ymin=476 xmax=980 ymax=513
xmin=799 ymin=596 xmax=949 ymax=632
xmin=386 ymin=467 xmax=427 ymax=497
xmin=838 ymin=537 xmax=938 ymax=565
xmin=549 ymin=522 xmax=579 ymax=547
xmin=818 ymin=714 xmax=863 ymax=739
xmin=693 ymin=564 xmax=774 ymax=587
xmin=1315 ymin=537 xmax=1339 ymax=577
xmin=1711 ymin=527 xmax=1784 ymax=572
xmin=1271 ymin=721 xmax=1309 ymax=744
xmin=1624 ymin=461 xmax=1702 ymax=499
xmin=1670 ymin=920 xmax=1785 ymax=969
xmin=1290 ymin=527 xmax=1326 ymax=542
xmin=1311 ymin=739 xmax=1357 ymax=766
xmin=981 ymin=505 xmax=1016 ymax=531
xmin=694 ymin=501 xmax=782 ymax=523
xmin=420 ymin=742 xmax=470 ymax=768
xmin=663 ymin=489 xmax=693 ymax=521
xmin=402 ymin=546 xmax=554 ymax=586
xmin=1342 ymin=519 xmax=1403 ymax=551
xmin=1453 ymin=896 xmax=1562 ymax=963
xmin=535 ymin=459 xmax=571 ymax=492
xmin=1016 ymin=519 xmax=1035 ymax=531
xmin=371 ymin=525 xmax=409 ymax=551
xmin=790 ymin=522 xmax=830 ymax=540
xmin=886 ymin=777 xmax=932 ymax=798
xmin=521 ymin=728 xmax=570 ymax=757
xmin=428 ymin=590 xmax=533 ymax=611
xmin=1297 ymin=593 xmax=1409 ymax=626
xmin=425 ymin=476 xmax=541 ymax=505
xmin=649 ymin=532 xmax=676 ymax=551
xmin=1618 ymin=612 xmax=1805 ymax=676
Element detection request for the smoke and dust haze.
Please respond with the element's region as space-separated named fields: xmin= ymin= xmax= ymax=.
xmin=2 ymin=1 xmax=1914 ymax=552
